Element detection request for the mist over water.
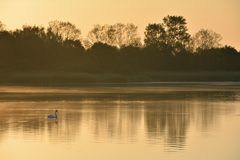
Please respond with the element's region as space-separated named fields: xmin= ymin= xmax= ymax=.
xmin=0 ymin=84 xmax=240 ymax=160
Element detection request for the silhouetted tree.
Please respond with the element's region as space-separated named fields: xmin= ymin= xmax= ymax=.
xmin=88 ymin=42 xmax=117 ymax=55
xmin=63 ymin=39 xmax=84 ymax=49
xmin=0 ymin=21 xmax=5 ymax=31
xmin=0 ymin=21 xmax=8 ymax=51
xmin=192 ymin=29 xmax=222 ymax=52
xmin=0 ymin=18 xmax=240 ymax=76
xmin=13 ymin=25 xmax=46 ymax=40
xmin=12 ymin=25 xmax=46 ymax=55
xmin=144 ymin=23 xmax=166 ymax=50
xmin=163 ymin=15 xmax=191 ymax=54
xmin=86 ymin=24 xmax=108 ymax=47
xmin=87 ymin=23 xmax=141 ymax=48
xmin=144 ymin=16 xmax=190 ymax=54
xmin=47 ymin=20 xmax=81 ymax=42
xmin=113 ymin=23 xmax=141 ymax=48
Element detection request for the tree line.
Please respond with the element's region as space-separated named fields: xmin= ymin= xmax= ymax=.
xmin=0 ymin=15 xmax=239 ymax=73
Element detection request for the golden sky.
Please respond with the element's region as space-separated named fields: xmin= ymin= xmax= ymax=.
xmin=0 ymin=0 xmax=239 ymax=50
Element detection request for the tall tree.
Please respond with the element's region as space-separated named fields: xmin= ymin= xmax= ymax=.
xmin=163 ymin=15 xmax=191 ymax=53
xmin=192 ymin=29 xmax=222 ymax=51
xmin=144 ymin=15 xmax=191 ymax=54
xmin=144 ymin=23 xmax=166 ymax=49
xmin=47 ymin=20 xmax=81 ymax=42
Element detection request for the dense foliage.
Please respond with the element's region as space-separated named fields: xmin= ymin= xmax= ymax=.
xmin=0 ymin=16 xmax=239 ymax=74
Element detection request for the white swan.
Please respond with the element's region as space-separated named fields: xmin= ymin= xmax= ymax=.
xmin=48 ymin=110 xmax=58 ymax=119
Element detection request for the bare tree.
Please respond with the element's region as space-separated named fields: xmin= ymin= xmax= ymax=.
xmin=87 ymin=24 xmax=109 ymax=46
xmin=47 ymin=20 xmax=81 ymax=42
xmin=121 ymin=23 xmax=142 ymax=47
xmin=86 ymin=23 xmax=141 ymax=48
xmin=192 ymin=29 xmax=222 ymax=51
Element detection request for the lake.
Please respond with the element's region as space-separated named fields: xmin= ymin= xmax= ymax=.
xmin=0 ymin=83 xmax=240 ymax=160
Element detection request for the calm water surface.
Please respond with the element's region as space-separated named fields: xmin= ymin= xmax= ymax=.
xmin=0 ymin=83 xmax=240 ymax=160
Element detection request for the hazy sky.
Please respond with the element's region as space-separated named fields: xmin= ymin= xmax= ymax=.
xmin=0 ymin=0 xmax=239 ymax=49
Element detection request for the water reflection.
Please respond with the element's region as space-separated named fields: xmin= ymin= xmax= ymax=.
xmin=144 ymin=102 xmax=191 ymax=149
xmin=0 ymin=101 xmax=237 ymax=150
xmin=0 ymin=86 xmax=240 ymax=151
xmin=0 ymin=85 xmax=239 ymax=160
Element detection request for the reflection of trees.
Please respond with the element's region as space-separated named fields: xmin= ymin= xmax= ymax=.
xmin=0 ymin=107 xmax=46 ymax=141
xmin=144 ymin=102 xmax=191 ymax=149
xmin=193 ymin=101 xmax=235 ymax=132
xmin=0 ymin=95 xmax=237 ymax=149
xmin=144 ymin=99 xmax=236 ymax=150
xmin=46 ymin=109 xmax=83 ymax=143
xmin=83 ymin=102 xmax=143 ymax=142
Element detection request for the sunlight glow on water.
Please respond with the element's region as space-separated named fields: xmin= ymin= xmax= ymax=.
xmin=0 ymin=84 xmax=240 ymax=160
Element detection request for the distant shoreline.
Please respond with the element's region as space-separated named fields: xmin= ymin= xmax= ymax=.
xmin=0 ymin=71 xmax=240 ymax=87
